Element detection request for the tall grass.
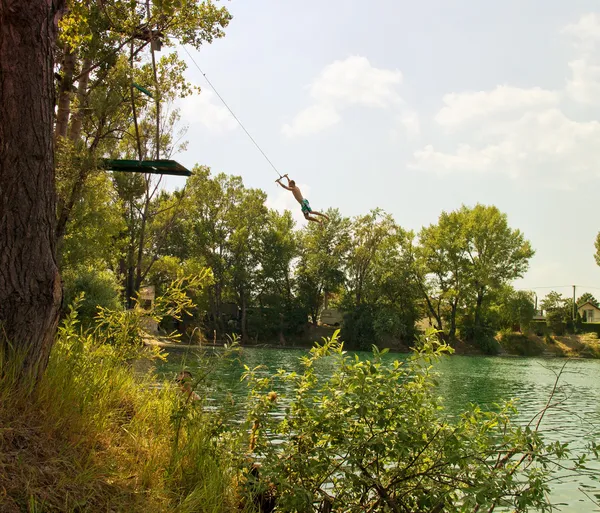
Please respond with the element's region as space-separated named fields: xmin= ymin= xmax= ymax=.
xmin=0 ymin=304 xmax=250 ymax=513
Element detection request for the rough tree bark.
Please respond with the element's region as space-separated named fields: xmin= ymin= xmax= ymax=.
xmin=0 ymin=0 xmax=65 ymax=380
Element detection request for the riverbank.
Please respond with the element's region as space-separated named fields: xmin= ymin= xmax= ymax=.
xmin=144 ymin=328 xmax=600 ymax=359
xmin=1 ymin=328 xmax=245 ymax=513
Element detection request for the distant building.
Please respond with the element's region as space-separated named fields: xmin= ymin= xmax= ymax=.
xmin=577 ymin=301 xmax=600 ymax=323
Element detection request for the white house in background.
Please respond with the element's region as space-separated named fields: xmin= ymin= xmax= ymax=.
xmin=577 ymin=301 xmax=600 ymax=323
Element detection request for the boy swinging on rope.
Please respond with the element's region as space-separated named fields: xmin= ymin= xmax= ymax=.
xmin=276 ymin=174 xmax=330 ymax=224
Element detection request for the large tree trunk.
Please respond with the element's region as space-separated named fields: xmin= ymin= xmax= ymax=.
xmin=448 ymin=299 xmax=458 ymax=341
xmin=0 ymin=0 xmax=65 ymax=380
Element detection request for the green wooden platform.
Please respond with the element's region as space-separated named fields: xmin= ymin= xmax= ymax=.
xmin=103 ymin=159 xmax=192 ymax=177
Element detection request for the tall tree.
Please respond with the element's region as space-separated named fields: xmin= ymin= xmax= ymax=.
xmin=461 ymin=205 xmax=534 ymax=337
xmin=577 ymin=292 xmax=599 ymax=307
xmin=54 ymin=0 xmax=231 ymax=246
xmin=0 ymin=0 xmax=66 ymax=379
xmin=346 ymin=209 xmax=398 ymax=307
xmin=409 ymin=212 xmax=470 ymax=341
xmin=255 ymin=211 xmax=298 ymax=342
xmin=226 ymin=187 xmax=268 ymax=342
xmin=296 ymin=210 xmax=350 ymax=324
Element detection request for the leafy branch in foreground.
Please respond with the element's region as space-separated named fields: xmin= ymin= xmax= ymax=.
xmin=92 ymin=268 xmax=213 ymax=358
xmin=242 ymin=330 xmax=598 ymax=513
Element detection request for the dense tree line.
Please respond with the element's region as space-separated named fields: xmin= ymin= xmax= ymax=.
xmin=62 ymin=159 xmax=536 ymax=348
xmin=5 ymin=0 xmax=536 ymax=353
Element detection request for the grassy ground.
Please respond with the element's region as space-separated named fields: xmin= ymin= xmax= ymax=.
xmin=496 ymin=331 xmax=600 ymax=358
xmin=0 ymin=312 xmax=253 ymax=513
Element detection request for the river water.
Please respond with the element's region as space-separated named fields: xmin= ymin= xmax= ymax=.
xmin=155 ymin=347 xmax=600 ymax=512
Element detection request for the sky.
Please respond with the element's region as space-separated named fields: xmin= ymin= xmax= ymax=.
xmin=164 ymin=0 xmax=600 ymax=301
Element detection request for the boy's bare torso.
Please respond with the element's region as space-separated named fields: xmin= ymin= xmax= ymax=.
xmin=290 ymin=186 xmax=304 ymax=204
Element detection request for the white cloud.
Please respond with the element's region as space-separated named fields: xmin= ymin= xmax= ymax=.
xmin=282 ymin=103 xmax=340 ymax=138
xmin=390 ymin=111 xmax=421 ymax=141
xmin=562 ymin=13 xmax=600 ymax=51
xmin=309 ymin=56 xmax=403 ymax=108
xmin=563 ymin=13 xmax=600 ymax=104
xmin=414 ymin=13 xmax=600 ymax=188
xmin=413 ymin=109 xmax=600 ymax=189
xmin=177 ymin=89 xmax=237 ymax=134
xmin=399 ymin=111 xmax=421 ymax=138
xmin=435 ymin=86 xmax=559 ymax=127
xmin=566 ymin=59 xmax=600 ymax=104
xmin=283 ymin=56 xmax=406 ymax=137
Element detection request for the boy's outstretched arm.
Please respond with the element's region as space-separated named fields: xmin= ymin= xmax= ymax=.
xmin=276 ymin=177 xmax=292 ymax=191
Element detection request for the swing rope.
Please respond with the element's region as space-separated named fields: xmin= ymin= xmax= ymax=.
xmin=181 ymin=45 xmax=283 ymax=179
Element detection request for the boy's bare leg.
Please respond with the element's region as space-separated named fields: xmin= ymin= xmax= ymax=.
xmin=311 ymin=211 xmax=330 ymax=221
xmin=305 ymin=214 xmax=323 ymax=223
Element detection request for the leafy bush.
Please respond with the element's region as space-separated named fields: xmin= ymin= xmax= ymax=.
xmin=243 ymin=303 xmax=308 ymax=342
xmin=341 ymin=303 xmax=416 ymax=350
xmin=546 ymin=310 xmax=567 ymax=335
xmin=62 ymin=266 xmax=122 ymax=325
xmin=498 ymin=331 xmax=544 ymax=356
xmin=531 ymin=320 xmax=548 ymax=336
xmin=242 ymin=330 xmax=595 ymax=512
xmin=461 ymin=321 xmax=500 ymax=354
xmin=340 ymin=304 xmax=376 ymax=350
xmin=372 ymin=304 xmax=416 ymax=345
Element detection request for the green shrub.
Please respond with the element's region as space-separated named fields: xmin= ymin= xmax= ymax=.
xmin=243 ymin=330 xmax=592 ymax=512
xmin=499 ymin=331 xmax=544 ymax=356
xmin=531 ymin=320 xmax=547 ymax=336
xmin=546 ymin=310 xmax=568 ymax=335
xmin=62 ymin=266 xmax=122 ymax=325
xmin=340 ymin=304 xmax=376 ymax=350
xmin=372 ymin=304 xmax=416 ymax=344
xmin=244 ymin=303 xmax=308 ymax=341
xmin=478 ymin=334 xmax=502 ymax=355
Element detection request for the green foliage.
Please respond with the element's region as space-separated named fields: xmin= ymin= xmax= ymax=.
xmin=577 ymin=292 xmax=599 ymax=307
xmin=407 ymin=205 xmax=534 ymax=344
xmin=494 ymin=288 xmax=536 ymax=331
xmin=498 ymin=330 xmax=545 ymax=356
xmin=0 ymin=300 xmax=245 ymax=512
xmin=58 ymin=166 xmax=126 ymax=270
xmin=62 ymin=265 xmax=122 ymax=324
xmin=341 ymin=303 xmax=416 ymax=350
xmin=541 ymin=292 xmax=573 ymax=335
xmin=92 ymin=270 xmax=212 ymax=359
xmin=296 ymin=209 xmax=351 ymax=324
xmin=546 ymin=310 xmax=567 ymax=335
xmin=242 ymin=330 xmax=591 ymax=512
xmin=340 ymin=304 xmax=376 ymax=350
